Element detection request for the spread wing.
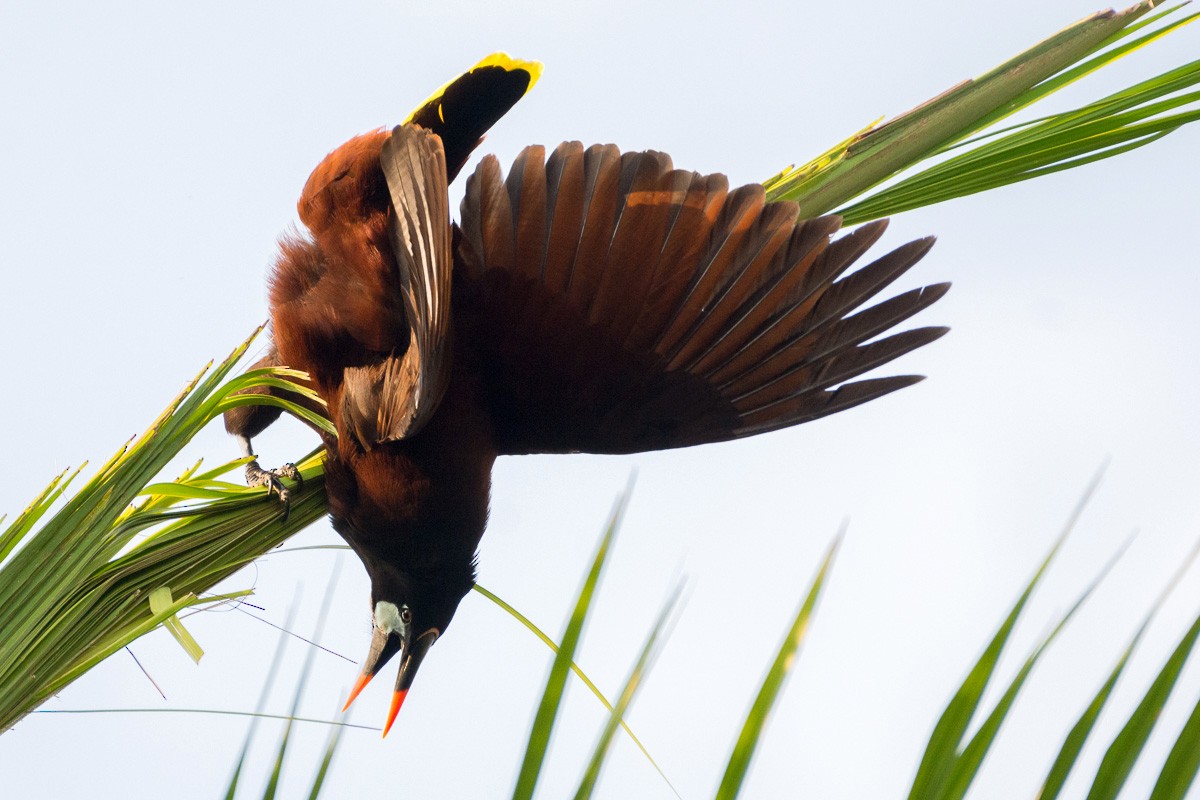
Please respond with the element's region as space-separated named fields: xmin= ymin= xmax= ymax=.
xmin=339 ymin=124 xmax=453 ymax=445
xmin=457 ymin=142 xmax=949 ymax=456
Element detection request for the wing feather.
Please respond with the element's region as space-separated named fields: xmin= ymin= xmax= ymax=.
xmin=589 ymin=152 xmax=675 ymax=332
xmin=565 ymin=144 xmax=622 ymax=310
xmin=457 ymin=143 xmax=948 ymax=455
xmin=505 ymin=145 xmax=548 ymax=284
xmin=623 ymin=171 xmax=728 ymax=353
xmin=542 ymin=142 xmax=588 ymax=293
xmin=684 ymin=214 xmax=840 ymax=377
xmin=340 ymin=124 xmax=453 ymax=446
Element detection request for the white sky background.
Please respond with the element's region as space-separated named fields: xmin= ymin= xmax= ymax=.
xmin=2 ymin=0 xmax=1199 ymax=797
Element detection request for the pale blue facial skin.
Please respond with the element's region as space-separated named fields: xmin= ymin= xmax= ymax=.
xmin=373 ymin=600 xmax=408 ymax=636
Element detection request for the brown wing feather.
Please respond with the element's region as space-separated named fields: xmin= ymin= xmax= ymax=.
xmin=683 ymin=214 xmax=841 ymax=378
xmin=653 ymin=184 xmax=768 ymax=359
xmin=663 ymin=199 xmax=798 ymax=370
xmin=565 ymin=145 xmax=622 ymax=310
xmin=541 ymin=142 xmax=587 ymax=293
xmin=341 ymin=124 xmax=453 ymax=446
xmin=456 ymin=143 xmax=948 ymax=456
xmin=703 ymin=220 xmax=890 ymax=386
xmin=717 ymin=236 xmax=939 ymax=397
xmin=623 ymin=171 xmax=728 ymax=353
xmin=588 ymin=152 xmax=675 ymax=332
xmin=505 ymin=145 xmax=548 ymax=284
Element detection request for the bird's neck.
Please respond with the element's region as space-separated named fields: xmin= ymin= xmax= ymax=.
xmin=325 ymin=442 xmax=491 ymax=578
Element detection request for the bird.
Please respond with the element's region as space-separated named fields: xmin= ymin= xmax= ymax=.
xmin=223 ymin=52 xmax=950 ymax=737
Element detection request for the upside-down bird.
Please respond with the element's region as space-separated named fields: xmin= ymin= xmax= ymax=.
xmin=224 ymin=53 xmax=949 ymax=736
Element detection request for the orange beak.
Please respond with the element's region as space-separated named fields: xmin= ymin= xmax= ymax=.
xmin=382 ymin=690 xmax=408 ymax=737
xmin=343 ymin=672 xmax=373 ymax=712
xmin=343 ymin=627 xmax=438 ymax=738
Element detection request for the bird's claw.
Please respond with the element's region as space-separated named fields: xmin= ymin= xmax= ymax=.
xmin=246 ymin=460 xmax=302 ymax=518
xmin=274 ymin=462 xmax=303 ymax=492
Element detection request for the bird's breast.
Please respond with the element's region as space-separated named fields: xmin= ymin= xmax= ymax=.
xmin=325 ymin=354 xmax=498 ymax=562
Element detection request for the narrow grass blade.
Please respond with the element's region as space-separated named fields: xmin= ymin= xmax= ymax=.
xmin=1041 ymin=651 xmax=1134 ymax=800
xmin=573 ymin=583 xmax=683 ymax=800
xmin=138 ymin=483 xmax=252 ymax=501
xmin=1086 ymin=606 xmax=1200 ymax=799
xmin=224 ymin=600 xmax=299 ymax=800
xmin=938 ymin=535 xmax=1134 ymax=800
xmin=511 ymin=492 xmax=627 ymax=800
xmin=307 ymin=698 xmax=347 ymax=800
xmin=906 ymin=470 xmax=1102 ymax=800
xmin=259 ymin=564 xmax=341 ymax=800
xmin=1040 ymin=538 xmax=1200 ymax=800
xmin=216 ymin=391 xmax=334 ymax=439
xmin=473 ymin=582 xmax=669 ymax=785
xmin=1149 ymin=684 xmax=1200 ymax=799
xmin=262 ymin=735 xmax=291 ymax=798
xmin=714 ymin=531 xmax=842 ymax=800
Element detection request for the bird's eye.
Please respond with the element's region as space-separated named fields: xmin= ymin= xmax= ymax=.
xmin=400 ymin=606 xmax=412 ymax=625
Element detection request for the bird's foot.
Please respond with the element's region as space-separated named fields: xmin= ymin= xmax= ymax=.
xmin=246 ymin=460 xmax=303 ymax=517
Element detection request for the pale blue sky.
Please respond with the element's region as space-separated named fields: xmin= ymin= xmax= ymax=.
xmin=2 ymin=1 xmax=1199 ymax=797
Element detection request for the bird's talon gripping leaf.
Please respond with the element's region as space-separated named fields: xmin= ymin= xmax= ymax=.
xmin=245 ymin=459 xmax=302 ymax=518
xmin=276 ymin=462 xmax=303 ymax=492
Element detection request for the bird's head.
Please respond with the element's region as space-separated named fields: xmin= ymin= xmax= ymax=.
xmin=342 ymin=557 xmax=475 ymax=737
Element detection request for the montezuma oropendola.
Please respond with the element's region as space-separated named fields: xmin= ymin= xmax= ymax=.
xmin=223 ymin=53 xmax=949 ymax=736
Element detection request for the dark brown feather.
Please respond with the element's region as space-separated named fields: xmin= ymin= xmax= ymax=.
xmin=704 ymin=220 xmax=890 ymax=387
xmin=339 ymin=124 xmax=453 ymax=445
xmin=565 ymin=144 xmax=622 ymax=310
xmin=541 ymin=142 xmax=588 ymax=293
xmin=718 ymin=235 xmax=937 ymax=398
xmin=456 ymin=143 xmax=948 ymax=456
xmin=623 ymin=171 xmax=728 ymax=353
xmin=734 ymin=374 xmax=927 ymax=437
xmin=463 ymin=156 xmax=514 ymax=276
xmin=683 ymin=214 xmax=841 ymax=378
xmin=588 ymin=152 xmax=675 ymax=333
xmin=506 ymin=146 xmax=548 ymax=285
xmin=653 ymin=184 xmax=766 ymax=357
xmin=663 ymin=200 xmax=799 ymax=371
xmin=733 ymin=326 xmax=949 ymax=412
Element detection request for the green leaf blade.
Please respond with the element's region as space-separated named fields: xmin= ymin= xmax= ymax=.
xmin=510 ymin=492 xmax=627 ymax=800
xmin=714 ymin=533 xmax=841 ymax=800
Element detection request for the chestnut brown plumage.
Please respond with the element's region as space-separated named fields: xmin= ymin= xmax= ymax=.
xmin=225 ymin=57 xmax=948 ymax=735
